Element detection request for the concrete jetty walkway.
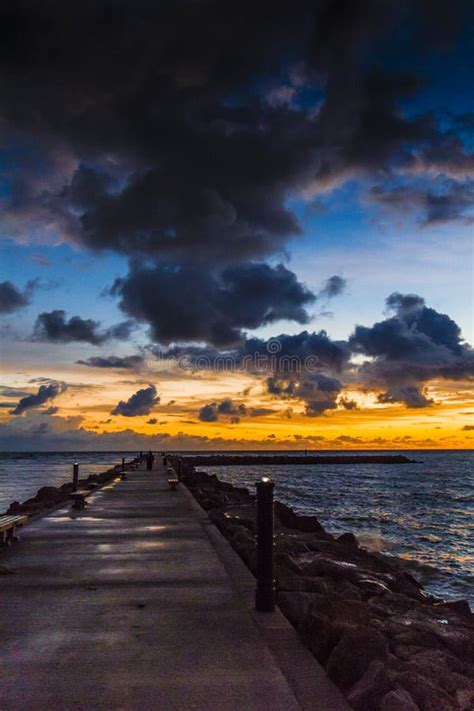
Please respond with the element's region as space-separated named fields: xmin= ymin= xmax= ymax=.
xmin=0 ymin=463 xmax=349 ymax=711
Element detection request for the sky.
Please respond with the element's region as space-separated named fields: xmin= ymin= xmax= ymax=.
xmin=0 ymin=0 xmax=473 ymax=451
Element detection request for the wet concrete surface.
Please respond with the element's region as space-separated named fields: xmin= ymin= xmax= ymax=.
xmin=0 ymin=464 xmax=348 ymax=710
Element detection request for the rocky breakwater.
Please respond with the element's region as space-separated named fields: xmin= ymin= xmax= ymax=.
xmin=183 ymin=454 xmax=415 ymax=466
xmin=173 ymin=458 xmax=474 ymax=711
xmin=2 ymin=458 xmax=140 ymax=518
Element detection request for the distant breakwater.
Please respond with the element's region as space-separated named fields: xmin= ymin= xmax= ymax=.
xmin=182 ymin=454 xmax=415 ymax=466
xmin=169 ymin=454 xmax=473 ymax=711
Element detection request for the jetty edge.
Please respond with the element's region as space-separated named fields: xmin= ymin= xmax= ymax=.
xmin=169 ymin=454 xmax=474 ymax=711
xmin=181 ymin=454 xmax=415 ymax=466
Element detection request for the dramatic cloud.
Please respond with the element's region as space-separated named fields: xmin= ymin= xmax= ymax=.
xmin=217 ymin=399 xmax=247 ymax=416
xmin=267 ymin=372 xmax=343 ymax=415
xmin=0 ymin=279 xmax=60 ymax=315
xmin=198 ymin=399 xmax=247 ymax=423
xmin=385 ymin=292 xmax=426 ymax=314
xmin=0 ymin=281 xmax=31 ymax=313
xmin=0 ymin=0 xmax=471 ymax=346
xmin=350 ymin=292 xmax=474 ymax=406
xmin=33 ymin=310 xmax=134 ymax=345
xmin=160 ymin=294 xmax=472 ymax=413
xmin=9 ymin=382 xmax=67 ymax=416
xmin=0 ymin=2 xmax=472 ymax=441
xmin=112 ymin=262 xmax=315 ymax=346
xmin=198 ymin=404 xmax=219 ymax=423
xmin=111 ymin=384 xmax=160 ymax=417
xmin=406 ymin=135 xmax=474 ymax=180
xmin=157 ymin=328 xmax=350 ymax=376
xmin=77 ymin=355 xmax=144 ymax=369
xmin=33 ymin=310 xmax=105 ymax=345
xmin=370 ymin=180 xmax=474 ymax=225
xmin=318 ymin=275 xmax=347 ymax=299
xmin=339 ymin=398 xmax=358 ymax=410
xmin=243 ymin=330 xmax=350 ymax=373
xmin=2 ymin=1 xmax=468 ymax=253
xmin=42 ymin=406 xmax=59 ymax=415
xmin=249 ymin=408 xmax=277 ymax=417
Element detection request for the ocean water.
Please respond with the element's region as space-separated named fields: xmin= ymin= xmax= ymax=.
xmin=203 ymin=450 xmax=473 ymax=605
xmin=0 ymin=451 xmax=135 ymax=512
xmin=0 ymin=450 xmax=472 ymax=605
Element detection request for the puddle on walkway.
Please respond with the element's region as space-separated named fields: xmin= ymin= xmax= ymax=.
xmin=46 ymin=516 xmax=107 ymax=523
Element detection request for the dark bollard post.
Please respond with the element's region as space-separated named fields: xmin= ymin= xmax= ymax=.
xmin=72 ymin=463 xmax=79 ymax=492
xmin=255 ymin=477 xmax=276 ymax=612
xmin=121 ymin=456 xmax=125 ymax=470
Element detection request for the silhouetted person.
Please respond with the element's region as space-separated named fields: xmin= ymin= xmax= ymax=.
xmin=146 ymin=451 xmax=154 ymax=470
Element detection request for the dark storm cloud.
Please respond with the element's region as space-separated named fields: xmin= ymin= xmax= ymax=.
xmin=350 ymin=292 xmax=474 ymax=407
xmin=0 ymin=1 xmax=472 ymax=348
xmin=42 ymin=406 xmax=59 ymax=415
xmin=198 ymin=404 xmax=219 ymax=423
xmin=243 ymin=330 xmax=350 ymax=372
xmin=10 ymin=381 xmax=67 ymax=416
xmin=407 ymin=133 xmax=474 ymax=180
xmin=106 ymin=320 xmax=136 ymax=340
xmin=33 ymin=310 xmax=134 ymax=345
xmin=377 ymin=386 xmax=433 ymax=409
xmin=217 ymin=399 xmax=247 ymax=416
xmin=33 ymin=310 xmax=106 ymax=345
xmin=352 ymin=293 xmax=465 ymax=358
xmin=198 ymin=398 xmax=246 ymax=422
xmin=77 ymin=355 xmax=144 ymax=369
xmin=154 ymin=289 xmax=471 ymax=412
xmin=339 ymin=398 xmax=358 ymax=410
xmin=249 ymin=408 xmax=277 ymax=417
xmin=385 ymin=292 xmax=426 ymax=313
xmin=0 ymin=9 xmax=470 ymax=235
xmin=267 ymin=372 xmax=343 ymax=415
xmin=371 ymin=180 xmax=474 ymax=225
xmin=155 ymin=327 xmax=350 ymax=376
xmin=318 ymin=275 xmax=347 ymax=299
xmin=111 ymin=384 xmax=159 ymax=417
xmin=112 ymin=262 xmax=315 ymax=346
xmin=0 ymin=281 xmax=32 ymax=313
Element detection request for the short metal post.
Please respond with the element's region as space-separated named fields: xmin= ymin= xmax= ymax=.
xmin=72 ymin=463 xmax=79 ymax=492
xmin=255 ymin=477 xmax=275 ymax=612
xmin=121 ymin=456 xmax=125 ymax=470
